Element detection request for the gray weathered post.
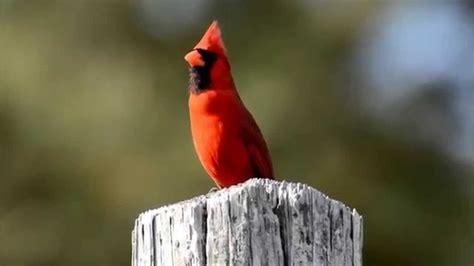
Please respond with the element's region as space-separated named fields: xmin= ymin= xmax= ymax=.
xmin=132 ymin=178 xmax=363 ymax=266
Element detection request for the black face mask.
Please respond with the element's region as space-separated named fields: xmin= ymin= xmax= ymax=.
xmin=189 ymin=49 xmax=217 ymax=93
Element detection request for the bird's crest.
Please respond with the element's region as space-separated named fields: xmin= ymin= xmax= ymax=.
xmin=193 ymin=20 xmax=227 ymax=55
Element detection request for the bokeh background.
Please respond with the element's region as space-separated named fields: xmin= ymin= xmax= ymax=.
xmin=1 ymin=1 xmax=473 ymax=265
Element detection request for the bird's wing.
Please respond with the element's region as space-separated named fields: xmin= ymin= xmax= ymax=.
xmin=241 ymin=109 xmax=274 ymax=178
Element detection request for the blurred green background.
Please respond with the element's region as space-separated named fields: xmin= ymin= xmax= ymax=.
xmin=1 ymin=1 xmax=473 ymax=265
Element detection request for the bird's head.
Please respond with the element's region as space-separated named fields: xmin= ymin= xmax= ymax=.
xmin=185 ymin=21 xmax=232 ymax=94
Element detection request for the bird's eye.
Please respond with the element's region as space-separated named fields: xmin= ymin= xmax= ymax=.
xmin=195 ymin=49 xmax=217 ymax=65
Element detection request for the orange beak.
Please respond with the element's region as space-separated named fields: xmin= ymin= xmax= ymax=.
xmin=184 ymin=50 xmax=205 ymax=67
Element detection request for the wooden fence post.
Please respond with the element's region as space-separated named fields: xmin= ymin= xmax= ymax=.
xmin=132 ymin=178 xmax=363 ymax=266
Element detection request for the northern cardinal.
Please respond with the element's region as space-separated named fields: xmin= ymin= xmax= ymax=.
xmin=184 ymin=21 xmax=274 ymax=188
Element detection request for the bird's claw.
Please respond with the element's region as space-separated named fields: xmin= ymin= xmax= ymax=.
xmin=208 ymin=187 xmax=219 ymax=193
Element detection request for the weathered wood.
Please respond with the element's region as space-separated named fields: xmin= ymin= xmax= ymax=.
xmin=132 ymin=178 xmax=363 ymax=266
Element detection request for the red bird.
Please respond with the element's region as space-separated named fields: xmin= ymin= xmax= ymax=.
xmin=184 ymin=21 xmax=274 ymax=188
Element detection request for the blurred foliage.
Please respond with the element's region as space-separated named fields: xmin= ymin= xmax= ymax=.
xmin=0 ymin=1 xmax=472 ymax=266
